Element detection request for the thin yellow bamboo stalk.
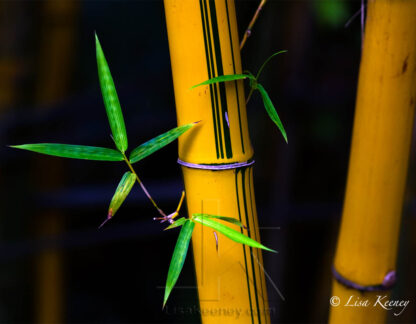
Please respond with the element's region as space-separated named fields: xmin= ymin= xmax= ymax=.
xmin=35 ymin=1 xmax=77 ymax=323
xmin=329 ymin=1 xmax=416 ymax=323
xmin=164 ymin=1 xmax=271 ymax=323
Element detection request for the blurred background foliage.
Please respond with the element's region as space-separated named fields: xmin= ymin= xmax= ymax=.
xmin=0 ymin=0 xmax=415 ymax=323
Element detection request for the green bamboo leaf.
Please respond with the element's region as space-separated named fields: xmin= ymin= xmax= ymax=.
xmin=10 ymin=143 xmax=124 ymax=161
xmin=95 ymin=33 xmax=128 ymax=153
xmin=164 ymin=217 xmax=187 ymax=231
xmin=193 ymin=213 xmax=246 ymax=229
xmin=257 ymin=84 xmax=288 ymax=143
xmin=192 ymin=214 xmax=276 ymax=253
xmin=255 ymin=50 xmax=288 ymax=80
xmin=191 ymin=74 xmax=254 ymax=89
xmin=99 ymin=171 xmax=136 ymax=228
xmin=129 ymin=122 xmax=198 ymax=164
xmin=108 ymin=171 xmax=136 ymax=218
xmin=164 ymin=219 xmax=195 ymax=308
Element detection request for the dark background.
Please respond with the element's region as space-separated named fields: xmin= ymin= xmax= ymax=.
xmin=1 ymin=0 xmax=415 ymax=323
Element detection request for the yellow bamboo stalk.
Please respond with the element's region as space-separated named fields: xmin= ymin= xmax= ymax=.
xmin=0 ymin=2 xmax=22 ymax=110
xmin=0 ymin=58 xmax=19 ymax=110
xmin=330 ymin=1 xmax=416 ymax=323
xmin=35 ymin=1 xmax=77 ymax=323
xmin=164 ymin=1 xmax=271 ymax=323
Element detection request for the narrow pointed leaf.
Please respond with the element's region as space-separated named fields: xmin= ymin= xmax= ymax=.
xmin=191 ymin=74 xmax=254 ymax=89
xmin=164 ymin=219 xmax=195 ymax=308
xmin=164 ymin=217 xmax=186 ymax=231
xmin=107 ymin=171 xmax=136 ymax=218
xmin=10 ymin=143 xmax=124 ymax=161
xmin=255 ymin=50 xmax=288 ymax=80
xmin=192 ymin=214 xmax=276 ymax=253
xmin=257 ymin=84 xmax=288 ymax=143
xmin=129 ymin=122 xmax=197 ymax=164
xmin=95 ymin=34 xmax=128 ymax=153
xmin=193 ymin=213 xmax=245 ymax=228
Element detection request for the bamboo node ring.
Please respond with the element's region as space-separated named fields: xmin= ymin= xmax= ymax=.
xmin=332 ymin=266 xmax=396 ymax=292
xmin=177 ymin=159 xmax=255 ymax=170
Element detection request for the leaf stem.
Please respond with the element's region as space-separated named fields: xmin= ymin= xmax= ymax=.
xmin=240 ymin=0 xmax=268 ymax=50
xmin=123 ymin=154 xmax=167 ymax=217
xmin=246 ymin=87 xmax=255 ymax=105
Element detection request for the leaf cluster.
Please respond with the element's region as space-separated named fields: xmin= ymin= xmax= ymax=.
xmin=11 ymin=34 xmax=198 ymax=226
xmin=10 ymin=34 xmax=278 ymax=308
xmin=192 ymin=50 xmax=288 ymax=143
xmin=163 ymin=214 xmax=276 ymax=307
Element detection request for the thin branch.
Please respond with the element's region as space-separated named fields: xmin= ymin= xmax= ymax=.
xmin=123 ymin=154 xmax=167 ymax=218
xmin=154 ymin=191 xmax=186 ymax=224
xmin=361 ymin=0 xmax=365 ymax=45
xmin=246 ymin=87 xmax=255 ymax=105
xmin=344 ymin=6 xmax=362 ymax=28
xmin=344 ymin=1 xmax=366 ymax=46
xmin=240 ymin=0 xmax=268 ymax=50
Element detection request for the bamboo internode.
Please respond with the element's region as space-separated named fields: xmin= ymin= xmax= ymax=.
xmin=164 ymin=0 xmax=271 ymax=323
xmin=330 ymin=0 xmax=416 ymax=323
